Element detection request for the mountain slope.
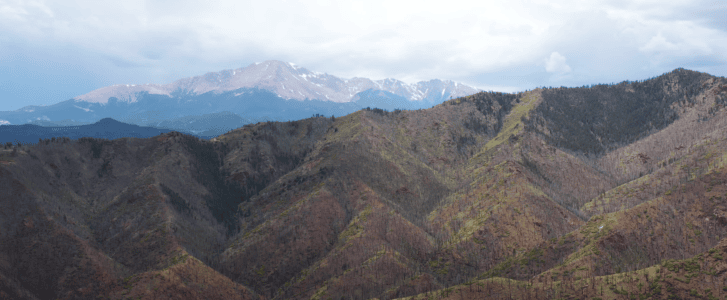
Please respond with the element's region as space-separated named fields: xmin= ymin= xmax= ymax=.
xmin=2 ymin=68 xmax=727 ymax=299
xmin=0 ymin=132 xmax=264 ymax=299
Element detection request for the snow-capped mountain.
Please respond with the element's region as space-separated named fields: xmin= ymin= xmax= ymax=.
xmin=0 ymin=60 xmax=483 ymax=139
xmin=73 ymin=60 xmax=481 ymax=105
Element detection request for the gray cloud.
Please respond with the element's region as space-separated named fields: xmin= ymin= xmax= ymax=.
xmin=0 ymin=0 xmax=726 ymax=110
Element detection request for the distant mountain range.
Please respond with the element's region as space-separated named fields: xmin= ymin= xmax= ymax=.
xmin=0 ymin=60 xmax=481 ymax=138
xmin=71 ymin=60 xmax=479 ymax=104
xmin=0 ymin=118 xmax=185 ymax=145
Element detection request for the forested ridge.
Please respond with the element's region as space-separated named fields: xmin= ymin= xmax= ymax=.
xmin=528 ymin=68 xmax=716 ymax=154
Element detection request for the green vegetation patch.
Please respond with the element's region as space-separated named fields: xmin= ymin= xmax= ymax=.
xmin=563 ymin=243 xmax=601 ymax=266
xmin=362 ymin=245 xmax=387 ymax=267
xmin=122 ymin=274 xmax=140 ymax=290
xmin=169 ymin=251 xmax=189 ymax=266
xmin=520 ymin=247 xmax=545 ymax=266
xmin=709 ymin=248 xmax=723 ymax=260
xmin=471 ymin=92 xmax=539 ymax=164
xmin=479 ymin=256 xmax=518 ymax=279
xmin=324 ymin=111 xmax=364 ymax=143
xmin=662 ymin=257 xmax=701 ymax=275
xmin=338 ymin=204 xmax=372 ymax=244
xmin=309 ymin=282 xmax=329 ymax=300
xmin=581 ymin=174 xmax=655 ymax=214
xmin=580 ymin=214 xmax=616 ymax=241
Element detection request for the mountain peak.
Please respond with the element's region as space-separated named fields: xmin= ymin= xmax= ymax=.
xmin=250 ymin=60 xmax=303 ymax=72
xmin=96 ymin=117 xmax=121 ymax=125
xmin=71 ymin=61 xmax=481 ymax=105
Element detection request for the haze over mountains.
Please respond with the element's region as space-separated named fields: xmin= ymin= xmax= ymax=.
xmin=0 ymin=60 xmax=481 ymax=138
xmin=3 ymin=68 xmax=727 ymax=300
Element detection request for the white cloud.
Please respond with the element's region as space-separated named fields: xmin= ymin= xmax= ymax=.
xmin=639 ymin=32 xmax=679 ymax=53
xmin=0 ymin=0 xmax=726 ymax=108
xmin=545 ymin=52 xmax=572 ymax=73
xmin=0 ymin=120 xmax=10 ymax=125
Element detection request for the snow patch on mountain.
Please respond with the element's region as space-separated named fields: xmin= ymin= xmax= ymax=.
xmin=74 ymin=105 xmax=93 ymax=112
xmin=72 ymin=60 xmax=481 ymax=105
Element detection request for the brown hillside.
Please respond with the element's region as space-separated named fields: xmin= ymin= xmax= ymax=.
xmin=2 ymin=68 xmax=727 ymax=299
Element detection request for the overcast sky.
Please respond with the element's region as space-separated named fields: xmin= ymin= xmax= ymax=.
xmin=1 ymin=0 xmax=726 ymax=111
